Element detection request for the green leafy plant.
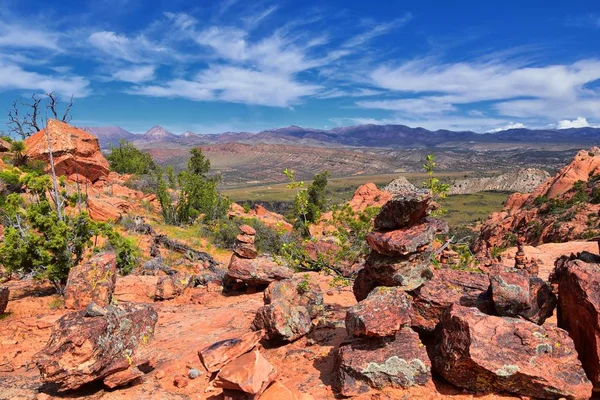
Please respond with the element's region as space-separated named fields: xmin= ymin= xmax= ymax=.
xmin=423 ymin=154 xmax=450 ymax=215
xmin=284 ymin=169 xmax=330 ymax=237
xmin=106 ymin=140 xmax=156 ymax=175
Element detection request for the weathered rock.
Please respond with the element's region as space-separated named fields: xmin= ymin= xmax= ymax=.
xmin=383 ymin=176 xmax=418 ymax=196
xmin=233 ymin=242 xmax=258 ymax=259
xmin=432 ymin=304 xmax=592 ymax=399
xmin=229 ymin=203 xmax=293 ymax=233
xmin=252 ymin=302 xmax=312 ymax=342
xmin=198 ymin=330 xmax=264 ymax=373
xmin=24 ymin=119 xmax=110 ymax=183
xmin=0 ymin=286 xmax=9 ymax=315
xmin=551 ymin=256 xmax=600 ymax=387
xmin=366 ymin=219 xmax=447 ymax=256
xmin=225 ymin=255 xmax=292 ymax=288
xmin=103 ymin=365 xmax=148 ymax=389
xmin=236 ymin=233 xmax=255 ymax=244
xmin=346 ymin=287 xmax=412 ymax=338
xmin=63 ymin=252 xmax=117 ymax=310
xmin=34 ymin=303 xmax=158 ymax=392
xmin=264 ymin=274 xmax=324 ymax=319
xmin=353 ymin=252 xmax=433 ymax=300
xmin=214 ymin=350 xmax=277 ymax=395
xmin=239 ymin=224 xmax=256 ymax=236
xmin=0 ymin=137 xmax=10 ymax=152
xmin=154 ymin=272 xmax=194 ymax=301
xmin=490 ymin=268 xmax=556 ymax=324
xmin=409 ymin=269 xmax=492 ymax=332
xmin=352 ymin=267 xmax=379 ymax=302
xmin=333 ymin=327 xmax=431 ymax=397
xmin=261 ymin=381 xmax=301 ymax=400
xmin=373 ymin=190 xmax=433 ymax=231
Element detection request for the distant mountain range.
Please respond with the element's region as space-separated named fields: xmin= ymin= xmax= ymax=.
xmin=81 ymin=124 xmax=600 ymax=149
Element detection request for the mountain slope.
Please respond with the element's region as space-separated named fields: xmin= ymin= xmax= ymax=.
xmin=80 ymin=126 xmax=138 ymax=147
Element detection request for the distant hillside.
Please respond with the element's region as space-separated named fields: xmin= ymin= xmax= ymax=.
xmin=82 ymin=123 xmax=600 ymax=150
xmin=449 ymin=168 xmax=551 ymax=194
xmin=80 ymin=126 xmax=137 ymax=147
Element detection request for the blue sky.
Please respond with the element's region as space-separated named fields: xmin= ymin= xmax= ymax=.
xmin=0 ymin=0 xmax=599 ymax=134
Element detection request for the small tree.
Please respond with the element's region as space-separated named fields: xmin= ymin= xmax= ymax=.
xmin=106 ymin=140 xmax=156 ymax=174
xmin=284 ymin=169 xmax=330 ymax=236
xmin=423 ymin=154 xmax=449 ymax=216
xmin=306 ymin=170 xmax=329 ymax=223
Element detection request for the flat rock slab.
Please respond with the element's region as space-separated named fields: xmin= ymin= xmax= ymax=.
xmin=333 ymin=327 xmax=431 ymax=397
xmin=225 ymin=255 xmax=292 ymax=288
xmin=366 ymin=220 xmax=440 ymax=256
xmin=432 ymin=304 xmax=592 ymax=399
xmin=198 ymin=330 xmax=263 ymax=373
xmin=63 ymin=252 xmax=117 ymax=310
xmin=214 ymin=349 xmax=277 ymax=395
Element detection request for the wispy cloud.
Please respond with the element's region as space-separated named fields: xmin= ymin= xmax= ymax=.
xmin=113 ymin=65 xmax=156 ymax=83
xmin=0 ymin=62 xmax=90 ymax=97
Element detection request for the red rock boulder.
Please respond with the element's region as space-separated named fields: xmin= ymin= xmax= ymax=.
xmin=34 ymin=303 xmax=158 ymax=392
xmin=213 ymin=349 xmax=277 ymax=395
xmin=346 ymin=286 xmax=412 ymax=338
xmin=155 ymin=272 xmax=194 ymax=301
xmin=551 ymin=255 xmax=600 ymax=387
xmin=225 ymin=255 xmax=292 ymax=289
xmin=333 ymin=327 xmax=431 ymax=397
xmin=409 ymin=268 xmax=492 ymax=332
xmin=432 ymin=304 xmax=592 ymax=399
xmin=24 ymin=119 xmax=109 ymax=183
xmin=252 ymin=301 xmax=312 ymax=342
xmin=366 ymin=218 xmax=446 ymax=256
xmin=63 ymin=252 xmax=117 ymax=310
xmin=198 ymin=330 xmax=264 ymax=373
xmin=264 ymin=273 xmax=324 ymax=319
xmin=373 ymin=190 xmax=433 ymax=231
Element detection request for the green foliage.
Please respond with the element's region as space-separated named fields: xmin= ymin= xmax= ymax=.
xmin=489 ymin=245 xmax=506 ymax=259
xmin=156 ymin=148 xmax=230 ymax=225
xmin=0 ymin=173 xmax=139 ymax=293
xmin=284 ymin=169 xmax=330 ymax=236
xmin=9 ymin=140 xmax=26 ymax=166
xmin=106 ymin=140 xmax=156 ymax=175
xmin=296 ymin=274 xmax=310 ymax=294
xmin=423 ymin=154 xmax=450 ymax=216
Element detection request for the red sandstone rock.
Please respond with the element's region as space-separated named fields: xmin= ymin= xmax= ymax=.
xmin=264 ymin=273 xmax=324 ymax=319
xmin=352 ymin=267 xmax=379 ymax=302
xmin=225 ymin=255 xmax=292 ymax=288
xmin=63 ymin=252 xmax=117 ymax=310
xmin=198 ymin=330 xmax=264 ymax=373
xmin=155 ymin=272 xmax=194 ymax=301
xmin=489 ymin=268 xmax=556 ymax=325
xmin=87 ymin=195 xmax=133 ymax=222
xmin=213 ymin=350 xmax=277 ymax=394
xmin=252 ymin=302 xmax=313 ymax=342
xmin=236 ymin=233 xmax=255 ymax=244
xmin=551 ymin=255 xmax=600 ymax=387
xmin=24 ymin=119 xmax=109 ymax=183
xmin=366 ymin=219 xmax=446 ymax=256
xmin=346 ymin=286 xmax=412 ymax=337
xmin=433 ymin=304 xmax=592 ymax=399
xmin=233 ymin=242 xmax=258 ymax=259
xmin=409 ymin=269 xmax=492 ymax=332
xmin=239 ymin=224 xmax=256 ymax=235
xmin=333 ymin=327 xmax=431 ymax=397
xmin=34 ymin=303 xmax=158 ymax=392
xmin=373 ymin=191 xmax=433 ymax=231
xmin=229 ymin=204 xmax=293 ymax=232
xmin=261 ymin=381 xmax=302 ymax=400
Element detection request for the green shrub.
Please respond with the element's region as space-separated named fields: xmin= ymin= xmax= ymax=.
xmin=106 ymin=140 xmax=156 ymax=175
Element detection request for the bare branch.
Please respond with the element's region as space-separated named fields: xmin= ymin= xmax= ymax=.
xmin=8 ymin=101 xmax=27 ymax=139
xmin=47 ymin=92 xmax=59 ymax=119
xmin=62 ymin=95 xmax=74 ymax=123
xmin=29 ymin=94 xmax=42 ymax=132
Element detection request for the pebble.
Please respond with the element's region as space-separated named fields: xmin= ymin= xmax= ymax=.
xmin=188 ymin=368 xmax=201 ymax=379
xmin=174 ymin=376 xmax=188 ymax=388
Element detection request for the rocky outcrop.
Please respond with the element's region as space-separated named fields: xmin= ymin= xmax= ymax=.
xmin=34 ymin=303 xmax=158 ymax=392
xmin=0 ymin=137 xmax=10 ymax=152
xmin=373 ymin=190 xmax=433 ymax=231
xmin=449 ymin=168 xmax=550 ymax=195
xmin=551 ymin=255 xmax=600 ymax=387
xmin=489 ymin=267 xmax=556 ymax=324
xmin=382 ymin=176 xmax=417 ymax=196
xmin=366 ymin=219 xmax=440 ymax=256
xmin=333 ymin=327 xmax=431 ymax=397
xmin=24 ymin=119 xmax=110 ymax=183
xmin=0 ymin=286 xmax=8 ymax=314
xmin=63 ymin=252 xmax=117 ymax=310
xmin=476 ymin=148 xmax=600 ymax=251
xmin=432 ymin=304 xmax=592 ymax=399
xmin=409 ymin=269 xmax=492 ymax=332
xmin=345 ymin=286 xmax=412 ymax=338
xmin=198 ymin=330 xmax=264 ymax=373
xmin=252 ymin=274 xmax=323 ymax=342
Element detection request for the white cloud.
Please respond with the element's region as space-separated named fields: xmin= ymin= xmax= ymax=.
xmin=88 ymin=31 xmax=169 ymax=63
xmin=113 ymin=65 xmax=156 ymax=83
xmin=0 ymin=21 xmax=60 ymax=50
xmin=357 ymin=98 xmax=456 ymax=114
xmin=557 ymin=117 xmax=590 ymax=129
xmin=317 ymin=88 xmax=383 ymax=99
xmin=486 ymin=122 xmax=526 ymax=133
xmin=0 ymin=62 xmax=90 ymax=97
xmin=343 ymin=14 xmax=413 ymax=48
xmin=131 ymin=65 xmax=320 ymax=107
